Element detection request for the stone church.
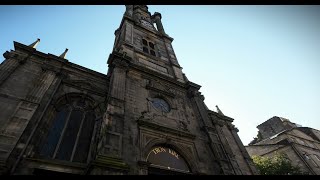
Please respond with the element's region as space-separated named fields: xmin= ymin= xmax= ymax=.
xmin=0 ymin=5 xmax=258 ymax=175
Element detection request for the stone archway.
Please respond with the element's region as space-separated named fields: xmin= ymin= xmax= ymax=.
xmin=145 ymin=144 xmax=196 ymax=175
xmin=146 ymin=146 xmax=191 ymax=174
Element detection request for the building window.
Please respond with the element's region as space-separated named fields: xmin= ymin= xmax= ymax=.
xmin=151 ymin=98 xmax=170 ymax=113
xmin=147 ymin=146 xmax=190 ymax=174
xmin=142 ymin=38 xmax=156 ymax=57
xmin=38 ymin=96 xmax=96 ymax=163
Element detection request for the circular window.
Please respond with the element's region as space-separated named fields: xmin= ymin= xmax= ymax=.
xmin=151 ymin=98 xmax=170 ymax=113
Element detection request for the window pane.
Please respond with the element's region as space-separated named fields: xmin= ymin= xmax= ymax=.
xmin=39 ymin=108 xmax=68 ymax=158
xmin=150 ymin=50 xmax=156 ymax=56
xmin=73 ymin=111 xmax=96 ymax=163
xmin=55 ymin=110 xmax=83 ymax=161
xmin=142 ymin=39 xmax=148 ymax=46
xmin=143 ymin=47 xmax=149 ymax=54
xmin=149 ymin=42 xmax=154 ymax=49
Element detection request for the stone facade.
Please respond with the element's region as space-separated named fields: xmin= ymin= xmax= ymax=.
xmin=0 ymin=5 xmax=257 ymax=175
xmin=246 ymin=116 xmax=320 ymax=175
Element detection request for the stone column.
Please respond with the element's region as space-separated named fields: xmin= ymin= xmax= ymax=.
xmin=152 ymin=12 xmax=165 ymax=34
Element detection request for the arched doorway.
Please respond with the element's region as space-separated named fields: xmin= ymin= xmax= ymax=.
xmin=146 ymin=146 xmax=191 ymax=175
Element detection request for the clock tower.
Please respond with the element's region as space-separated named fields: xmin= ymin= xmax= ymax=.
xmin=88 ymin=5 xmax=258 ymax=175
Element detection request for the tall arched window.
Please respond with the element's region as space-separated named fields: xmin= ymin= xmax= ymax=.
xmin=38 ymin=95 xmax=96 ymax=163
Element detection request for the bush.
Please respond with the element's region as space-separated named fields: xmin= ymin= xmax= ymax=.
xmin=252 ymin=153 xmax=308 ymax=175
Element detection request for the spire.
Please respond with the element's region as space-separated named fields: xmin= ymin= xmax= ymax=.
xmin=28 ymin=38 xmax=40 ymax=48
xmin=216 ymin=105 xmax=225 ymax=116
xmin=59 ymin=48 xmax=68 ymax=59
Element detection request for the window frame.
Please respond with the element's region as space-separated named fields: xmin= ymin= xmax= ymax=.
xmin=38 ymin=96 xmax=97 ymax=164
xmin=142 ymin=38 xmax=157 ymax=57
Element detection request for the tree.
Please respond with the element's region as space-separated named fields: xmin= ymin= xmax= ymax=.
xmin=252 ymin=153 xmax=308 ymax=175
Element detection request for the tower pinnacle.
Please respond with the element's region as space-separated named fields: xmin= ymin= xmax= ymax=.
xmin=28 ymin=38 xmax=40 ymax=48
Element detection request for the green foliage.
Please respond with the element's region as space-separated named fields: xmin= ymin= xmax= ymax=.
xmin=252 ymin=153 xmax=308 ymax=175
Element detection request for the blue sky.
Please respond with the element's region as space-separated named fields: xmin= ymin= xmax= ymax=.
xmin=0 ymin=5 xmax=319 ymax=145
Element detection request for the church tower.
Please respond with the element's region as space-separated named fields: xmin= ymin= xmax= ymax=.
xmin=0 ymin=5 xmax=258 ymax=175
xmin=89 ymin=5 xmax=258 ymax=175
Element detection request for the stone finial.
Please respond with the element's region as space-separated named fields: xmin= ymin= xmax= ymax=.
xmin=59 ymin=48 xmax=68 ymax=59
xmin=152 ymin=12 xmax=165 ymax=34
xmin=153 ymin=12 xmax=162 ymax=20
xmin=28 ymin=38 xmax=40 ymax=48
xmin=216 ymin=105 xmax=225 ymax=116
xmin=125 ymin=5 xmax=133 ymax=16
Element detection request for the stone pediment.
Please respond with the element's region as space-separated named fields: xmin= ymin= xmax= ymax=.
xmin=146 ymin=79 xmax=175 ymax=97
xmin=65 ymin=79 xmax=105 ymax=93
xmin=137 ymin=119 xmax=195 ymax=140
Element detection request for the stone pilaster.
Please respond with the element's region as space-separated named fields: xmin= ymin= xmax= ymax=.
xmin=228 ymin=124 xmax=259 ymax=174
xmin=213 ymin=122 xmax=238 ymax=175
xmin=25 ymin=69 xmax=56 ymax=104
xmin=97 ymin=56 xmax=129 ymax=161
xmin=0 ymin=51 xmax=27 ymax=85
xmin=137 ymin=160 xmax=150 ymax=175
xmin=187 ymin=83 xmax=223 ymax=174
xmin=0 ymin=68 xmax=57 ymax=171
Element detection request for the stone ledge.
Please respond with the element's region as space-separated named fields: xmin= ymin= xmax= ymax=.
xmin=91 ymin=155 xmax=130 ymax=171
xmin=137 ymin=119 xmax=196 ymax=140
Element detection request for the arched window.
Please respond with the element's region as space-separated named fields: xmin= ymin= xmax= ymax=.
xmin=147 ymin=146 xmax=190 ymax=174
xmin=38 ymin=95 xmax=96 ymax=163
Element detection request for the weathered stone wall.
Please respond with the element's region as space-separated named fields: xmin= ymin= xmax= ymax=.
xmin=0 ymin=42 xmax=109 ymax=174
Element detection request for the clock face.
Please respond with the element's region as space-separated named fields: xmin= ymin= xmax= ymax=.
xmin=151 ymin=98 xmax=170 ymax=113
xmin=140 ymin=20 xmax=154 ymax=29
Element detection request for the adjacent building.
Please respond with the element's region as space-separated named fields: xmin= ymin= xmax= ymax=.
xmin=0 ymin=5 xmax=258 ymax=175
xmin=246 ymin=116 xmax=320 ymax=175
